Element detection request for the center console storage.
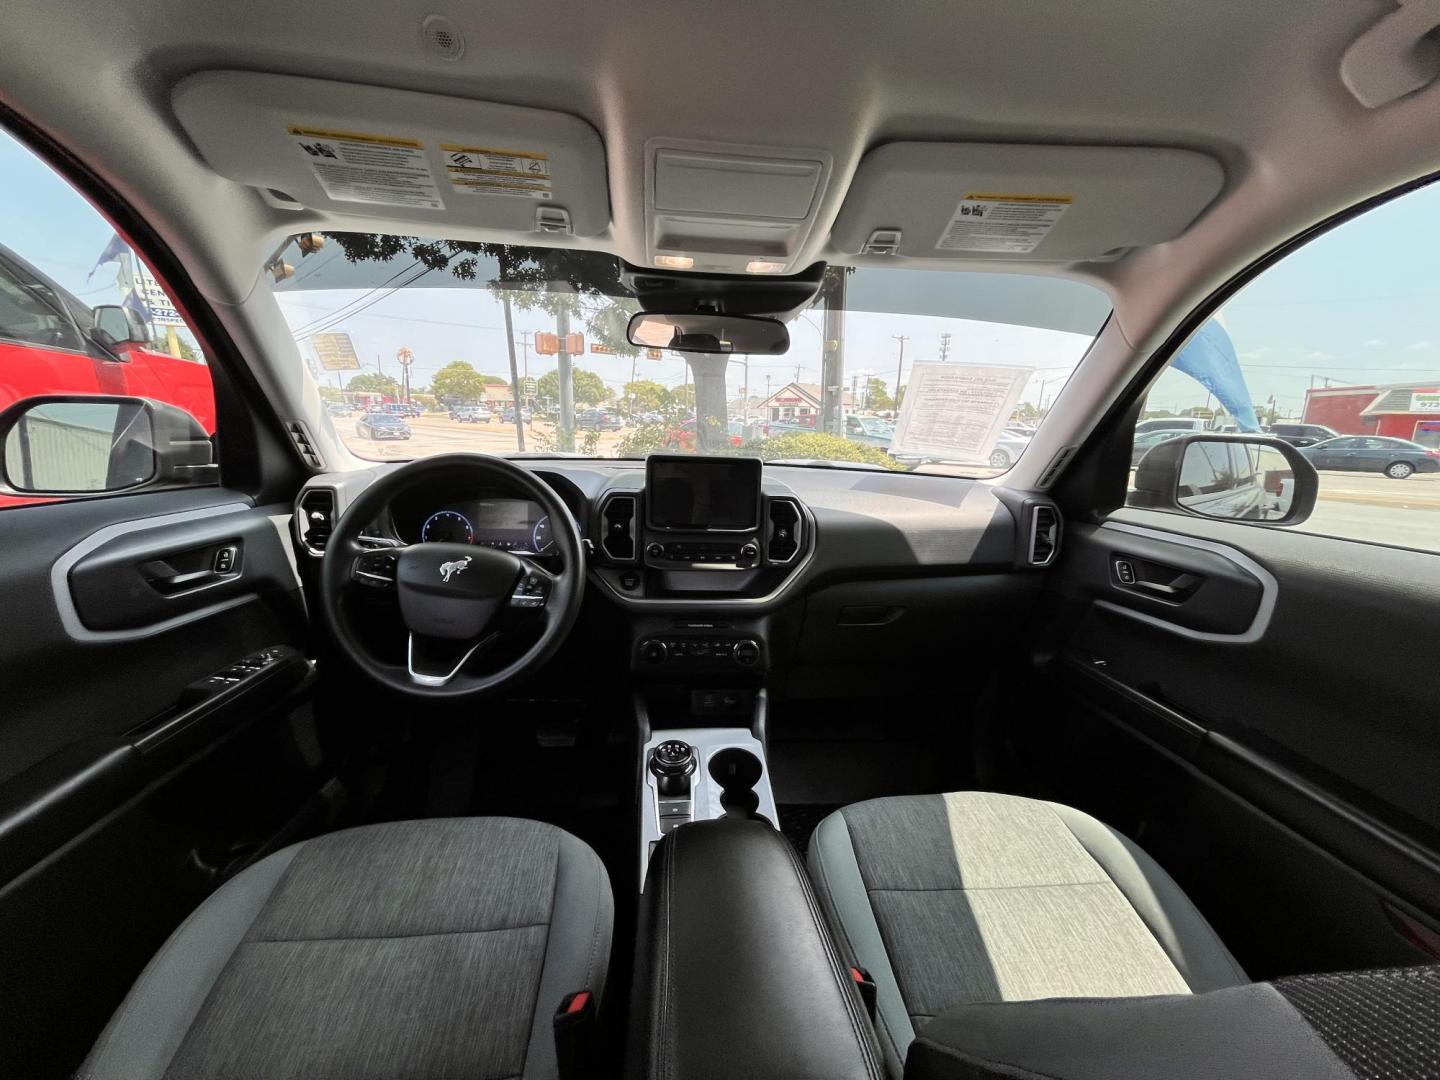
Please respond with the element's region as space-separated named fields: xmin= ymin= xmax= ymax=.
xmin=627 ymin=818 xmax=885 ymax=1080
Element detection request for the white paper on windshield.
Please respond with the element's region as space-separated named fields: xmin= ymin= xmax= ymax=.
xmin=289 ymin=126 xmax=445 ymax=210
xmin=936 ymin=192 xmax=1073 ymax=254
xmin=890 ymin=362 xmax=1033 ymax=462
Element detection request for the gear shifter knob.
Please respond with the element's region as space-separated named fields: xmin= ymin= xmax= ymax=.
xmin=649 ymin=740 xmax=696 ymax=797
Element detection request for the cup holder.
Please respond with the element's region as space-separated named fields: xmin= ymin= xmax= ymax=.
xmin=708 ymin=747 xmax=764 ymax=819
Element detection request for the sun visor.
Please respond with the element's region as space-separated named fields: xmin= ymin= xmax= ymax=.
xmin=171 ymin=71 xmax=609 ymax=237
xmin=832 ymin=142 xmax=1224 ymax=262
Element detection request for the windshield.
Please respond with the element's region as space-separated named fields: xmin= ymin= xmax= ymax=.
xmin=272 ymin=235 xmax=1109 ymax=473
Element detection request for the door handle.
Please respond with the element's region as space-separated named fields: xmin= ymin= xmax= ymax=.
xmin=141 ymin=544 xmax=240 ymax=595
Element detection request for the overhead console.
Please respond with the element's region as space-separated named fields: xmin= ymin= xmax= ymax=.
xmin=832 ymin=141 xmax=1224 ymax=263
xmin=171 ymin=71 xmax=609 ymax=236
xmin=590 ymin=456 xmax=810 ymax=610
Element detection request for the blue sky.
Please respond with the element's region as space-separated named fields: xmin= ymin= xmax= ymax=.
xmin=5 ymin=127 xmax=1438 ymax=418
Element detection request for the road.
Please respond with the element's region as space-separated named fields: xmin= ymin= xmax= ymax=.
xmin=1301 ymin=470 xmax=1440 ymax=551
xmin=342 ymin=418 xmax=1440 ymax=552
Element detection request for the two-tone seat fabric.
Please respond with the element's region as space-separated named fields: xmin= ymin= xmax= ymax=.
xmin=81 ymin=818 xmax=613 ymax=1080
xmin=808 ymin=791 xmax=1246 ymax=1077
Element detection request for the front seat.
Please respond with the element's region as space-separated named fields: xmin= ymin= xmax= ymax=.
xmin=808 ymin=792 xmax=1247 ymax=1077
xmin=81 ymin=818 xmax=613 ymax=1080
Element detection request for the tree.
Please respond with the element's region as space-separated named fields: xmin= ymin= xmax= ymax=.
xmin=864 ymin=377 xmax=893 ymax=412
xmin=431 ymin=360 xmax=492 ymax=403
xmin=151 ymin=333 xmax=199 ymax=362
xmin=321 ymin=234 xmax=639 ymax=449
xmin=537 ymin=367 xmax=607 ymax=406
xmin=622 ymin=379 xmax=672 ymax=414
xmin=346 ymin=372 xmax=401 ymax=397
xmin=671 ymin=384 xmax=696 ymax=412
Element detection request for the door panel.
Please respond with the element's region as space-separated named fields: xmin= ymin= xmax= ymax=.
xmin=1029 ymin=506 xmax=1440 ymax=978
xmin=0 ymin=488 xmax=321 ymax=1079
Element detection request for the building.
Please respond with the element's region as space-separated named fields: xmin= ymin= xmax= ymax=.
xmin=756 ymin=382 xmax=854 ymax=423
xmin=1303 ymin=381 xmax=1440 ymax=447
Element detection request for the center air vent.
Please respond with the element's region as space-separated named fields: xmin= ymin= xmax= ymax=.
xmin=298 ymin=488 xmax=336 ymax=555
xmin=600 ymin=494 xmax=637 ymax=561
xmin=765 ymin=498 xmax=803 ymax=563
xmin=1029 ymin=504 xmax=1061 ymax=566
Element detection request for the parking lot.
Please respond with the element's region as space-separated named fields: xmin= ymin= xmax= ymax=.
xmin=341 ymin=413 xmax=630 ymax=460
xmin=1303 ymin=470 xmax=1440 ymax=550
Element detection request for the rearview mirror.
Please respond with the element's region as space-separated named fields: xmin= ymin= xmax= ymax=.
xmin=626 ymin=312 xmax=789 ymax=355
xmin=91 ymin=304 xmax=151 ymax=347
xmin=0 ymin=395 xmax=215 ymax=495
xmin=1131 ymin=434 xmax=1318 ymax=524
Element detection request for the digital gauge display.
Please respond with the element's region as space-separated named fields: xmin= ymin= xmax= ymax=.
xmin=420 ymin=510 xmax=474 ymax=544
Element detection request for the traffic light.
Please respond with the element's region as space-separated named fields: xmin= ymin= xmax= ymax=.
xmin=565 ymin=332 xmax=584 ymax=354
xmin=268 ymin=260 xmax=294 ymax=283
xmin=535 ymin=332 xmax=560 ymax=355
xmin=297 ymin=233 xmax=326 ymax=256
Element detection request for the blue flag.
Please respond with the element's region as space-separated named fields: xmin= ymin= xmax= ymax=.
xmin=87 ymin=233 xmax=129 ymax=281
xmin=122 ymin=289 xmax=153 ymax=326
xmin=1172 ymin=319 xmax=1260 ymax=432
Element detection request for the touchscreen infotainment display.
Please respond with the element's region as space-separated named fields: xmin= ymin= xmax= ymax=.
xmin=646 ymin=456 xmax=762 ymax=531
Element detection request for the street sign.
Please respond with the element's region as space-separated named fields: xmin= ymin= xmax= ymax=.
xmin=310 ymin=332 xmax=362 ymax=372
xmin=645 ymin=348 xmax=663 ymax=360
xmin=590 ymin=343 xmax=616 ymax=355
xmin=522 ymin=376 xmax=537 ymax=397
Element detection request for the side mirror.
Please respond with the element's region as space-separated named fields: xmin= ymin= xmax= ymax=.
xmin=91 ymin=304 xmax=151 ymax=348
xmin=627 ymin=312 xmax=789 ymax=355
xmin=0 ymin=395 xmax=215 ymax=496
xmin=1131 ymin=434 xmax=1318 ymax=524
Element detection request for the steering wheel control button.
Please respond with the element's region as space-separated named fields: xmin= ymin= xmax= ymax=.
xmin=353 ymin=550 xmax=400 ymax=587
xmin=510 ymin=571 xmax=550 ymax=608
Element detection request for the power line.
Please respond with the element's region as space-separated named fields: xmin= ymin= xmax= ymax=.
xmin=286 ymin=261 xmax=424 ymax=338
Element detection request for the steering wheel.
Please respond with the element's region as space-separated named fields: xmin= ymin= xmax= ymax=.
xmin=317 ymin=453 xmax=586 ymax=699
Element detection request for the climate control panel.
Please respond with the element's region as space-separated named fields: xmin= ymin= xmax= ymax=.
xmin=636 ymin=635 xmax=764 ymax=670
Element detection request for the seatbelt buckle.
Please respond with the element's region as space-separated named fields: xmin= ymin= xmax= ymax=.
xmin=554 ymin=989 xmax=596 ymax=1079
xmin=850 ymin=965 xmax=877 ymax=1023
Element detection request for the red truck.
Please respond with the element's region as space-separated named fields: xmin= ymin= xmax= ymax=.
xmin=0 ymin=243 xmax=214 ymax=507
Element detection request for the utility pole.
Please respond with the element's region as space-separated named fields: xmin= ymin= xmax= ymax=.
xmin=502 ymin=295 xmax=525 ymax=452
xmin=765 ymin=374 xmax=772 ymax=420
xmin=892 ymin=335 xmax=909 ymax=408
xmin=939 ymin=331 xmax=952 ymax=362
xmin=515 ymin=331 xmax=533 ymax=380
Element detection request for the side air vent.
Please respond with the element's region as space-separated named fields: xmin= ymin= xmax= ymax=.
xmin=286 ymin=420 xmax=325 ymax=470
xmin=600 ymin=493 xmax=637 ymax=561
xmin=297 ymin=488 xmax=337 ymax=556
xmin=1036 ymin=445 xmax=1078 ymax=489
xmin=765 ymin=498 xmax=803 ymax=564
xmin=1028 ymin=504 xmax=1061 ymax=567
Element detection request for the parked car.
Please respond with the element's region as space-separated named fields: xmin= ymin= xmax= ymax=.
xmin=0 ymin=242 xmax=214 ymax=433
xmin=355 ymin=412 xmax=411 ymax=440
xmin=450 ymin=404 xmax=491 ymax=423
xmin=325 ymin=402 xmax=353 ymax=417
xmin=500 ymin=406 xmax=533 ymax=423
xmin=576 ymin=408 xmax=623 ymax=431
xmin=1267 ymin=422 xmax=1339 ymax=448
xmin=1130 ymin=428 xmax=1185 ymax=465
xmin=1134 ymin=417 xmax=1210 ymax=435
xmin=1300 ymin=435 xmax=1440 ymax=479
xmin=983 ymin=429 xmax=1032 ymax=470
xmin=843 ymin=414 xmax=894 ymax=449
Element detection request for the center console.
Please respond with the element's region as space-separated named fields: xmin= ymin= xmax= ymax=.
xmin=591 ymin=455 xmax=810 ymax=606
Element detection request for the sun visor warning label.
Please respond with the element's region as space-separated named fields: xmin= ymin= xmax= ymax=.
xmin=936 ymin=193 xmax=1073 ymax=254
xmin=289 ymin=127 xmax=444 ymax=210
xmin=441 ymin=145 xmax=553 ymax=199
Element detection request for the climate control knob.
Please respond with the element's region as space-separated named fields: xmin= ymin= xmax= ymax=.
xmin=645 ymin=541 xmax=665 ymax=560
xmin=739 ymin=543 xmax=759 ymax=563
xmin=732 ymin=639 xmax=761 ymax=667
xmin=640 ymin=639 xmax=668 ymax=664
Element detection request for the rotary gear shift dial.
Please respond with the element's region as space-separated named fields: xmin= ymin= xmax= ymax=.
xmin=649 ymin=740 xmax=697 ymax=797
